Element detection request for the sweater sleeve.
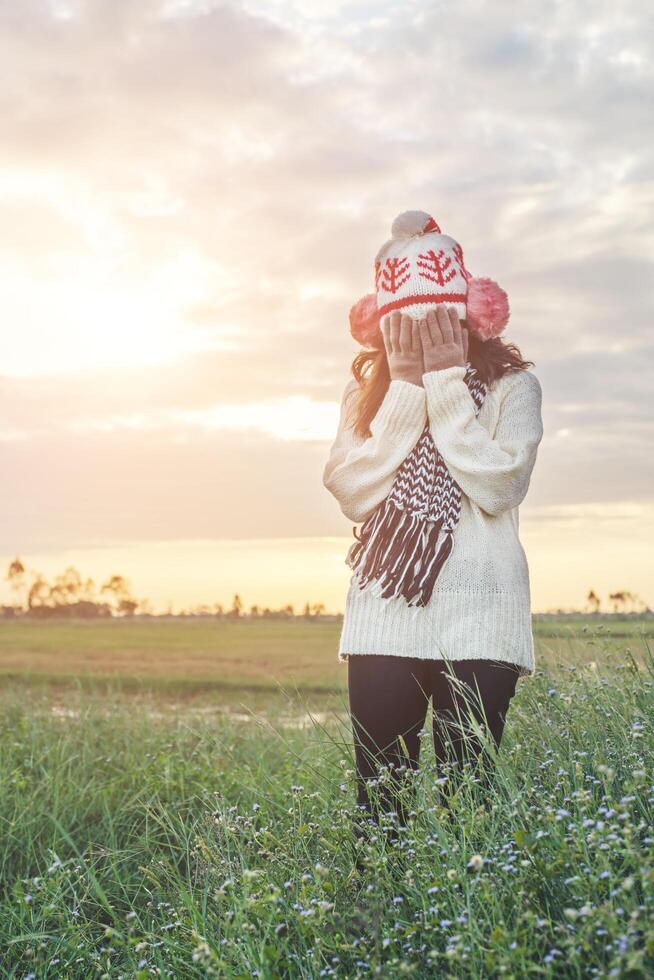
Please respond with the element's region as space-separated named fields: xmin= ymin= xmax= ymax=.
xmin=422 ymin=365 xmax=544 ymax=517
xmin=322 ymin=377 xmax=428 ymax=524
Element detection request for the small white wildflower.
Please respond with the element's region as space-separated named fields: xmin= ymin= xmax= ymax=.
xmin=192 ymin=942 xmax=211 ymax=963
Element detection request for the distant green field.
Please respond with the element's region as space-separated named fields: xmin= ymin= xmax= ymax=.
xmin=0 ymin=616 xmax=650 ymax=700
xmin=0 ymin=619 xmax=343 ymax=698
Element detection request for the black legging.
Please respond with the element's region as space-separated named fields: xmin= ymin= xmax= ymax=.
xmin=347 ymin=655 xmax=521 ymax=835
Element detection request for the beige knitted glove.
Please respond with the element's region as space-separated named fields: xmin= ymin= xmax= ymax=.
xmin=381 ymin=311 xmax=424 ymax=387
xmin=419 ymin=306 xmax=468 ymax=373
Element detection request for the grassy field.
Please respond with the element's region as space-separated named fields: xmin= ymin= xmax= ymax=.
xmin=1 ymin=618 xmax=653 ymax=977
xmin=0 ymin=616 xmax=651 ymax=697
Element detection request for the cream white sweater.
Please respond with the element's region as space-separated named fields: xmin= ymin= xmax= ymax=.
xmin=322 ymin=364 xmax=544 ymax=677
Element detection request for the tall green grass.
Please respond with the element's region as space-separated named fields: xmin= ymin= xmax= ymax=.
xmin=1 ymin=642 xmax=653 ymax=977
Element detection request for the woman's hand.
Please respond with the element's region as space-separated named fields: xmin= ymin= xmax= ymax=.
xmin=381 ymin=311 xmax=424 ymax=387
xmin=418 ymin=306 xmax=469 ymax=374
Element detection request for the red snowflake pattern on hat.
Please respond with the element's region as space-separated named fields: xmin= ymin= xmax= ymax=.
xmin=417 ymin=249 xmax=457 ymax=286
xmin=380 ymin=256 xmax=411 ymax=293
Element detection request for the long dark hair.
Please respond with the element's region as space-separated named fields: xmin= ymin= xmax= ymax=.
xmin=345 ymin=321 xmax=535 ymax=440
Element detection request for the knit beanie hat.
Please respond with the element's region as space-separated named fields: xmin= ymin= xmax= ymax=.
xmin=349 ymin=210 xmax=510 ymax=349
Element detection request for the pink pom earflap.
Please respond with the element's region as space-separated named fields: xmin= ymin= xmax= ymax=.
xmin=349 ymin=292 xmax=382 ymax=348
xmin=465 ymin=276 xmax=510 ymax=340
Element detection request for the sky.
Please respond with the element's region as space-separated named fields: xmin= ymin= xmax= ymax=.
xmin=1 ymin=0 xmax=652 ymax=614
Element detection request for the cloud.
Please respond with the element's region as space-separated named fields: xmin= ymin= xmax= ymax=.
xmin=66 ymin=395 xmax=339 ymax=441
xmin=0 ymin=424 xmax=337 ymax=553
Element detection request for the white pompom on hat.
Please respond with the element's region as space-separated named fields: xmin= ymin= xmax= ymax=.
xmin=349 ymin=209 xmax=510 ymax=349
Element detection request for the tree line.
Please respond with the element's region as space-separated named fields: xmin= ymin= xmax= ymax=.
xmin=1 ymin=559 xmax=649 ymax=620
xmin=585 ymin=589 xmax=650 ymax=615
xmin=2 ymin=558 xmax=329 ymax=620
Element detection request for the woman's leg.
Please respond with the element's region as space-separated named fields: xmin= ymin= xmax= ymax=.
xmin=347 ymin=654 xmax=430 ymax=836
xmin=430 ymin=659 xmax=520 ymax=803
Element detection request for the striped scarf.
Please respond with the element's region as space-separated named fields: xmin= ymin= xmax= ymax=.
xmin=345 ymin=362 xmax=488 ymax=607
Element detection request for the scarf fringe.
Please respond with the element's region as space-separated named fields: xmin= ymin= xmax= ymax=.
xmin=345 ymin=498 xmax=454 ymax=607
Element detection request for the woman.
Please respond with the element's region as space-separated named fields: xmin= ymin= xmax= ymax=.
xmin=322 ymin=210 xmax=544 ymax=846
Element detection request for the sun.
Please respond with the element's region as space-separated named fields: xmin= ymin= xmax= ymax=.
xmin=1 ymin=194 xmax=235 ymax=377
